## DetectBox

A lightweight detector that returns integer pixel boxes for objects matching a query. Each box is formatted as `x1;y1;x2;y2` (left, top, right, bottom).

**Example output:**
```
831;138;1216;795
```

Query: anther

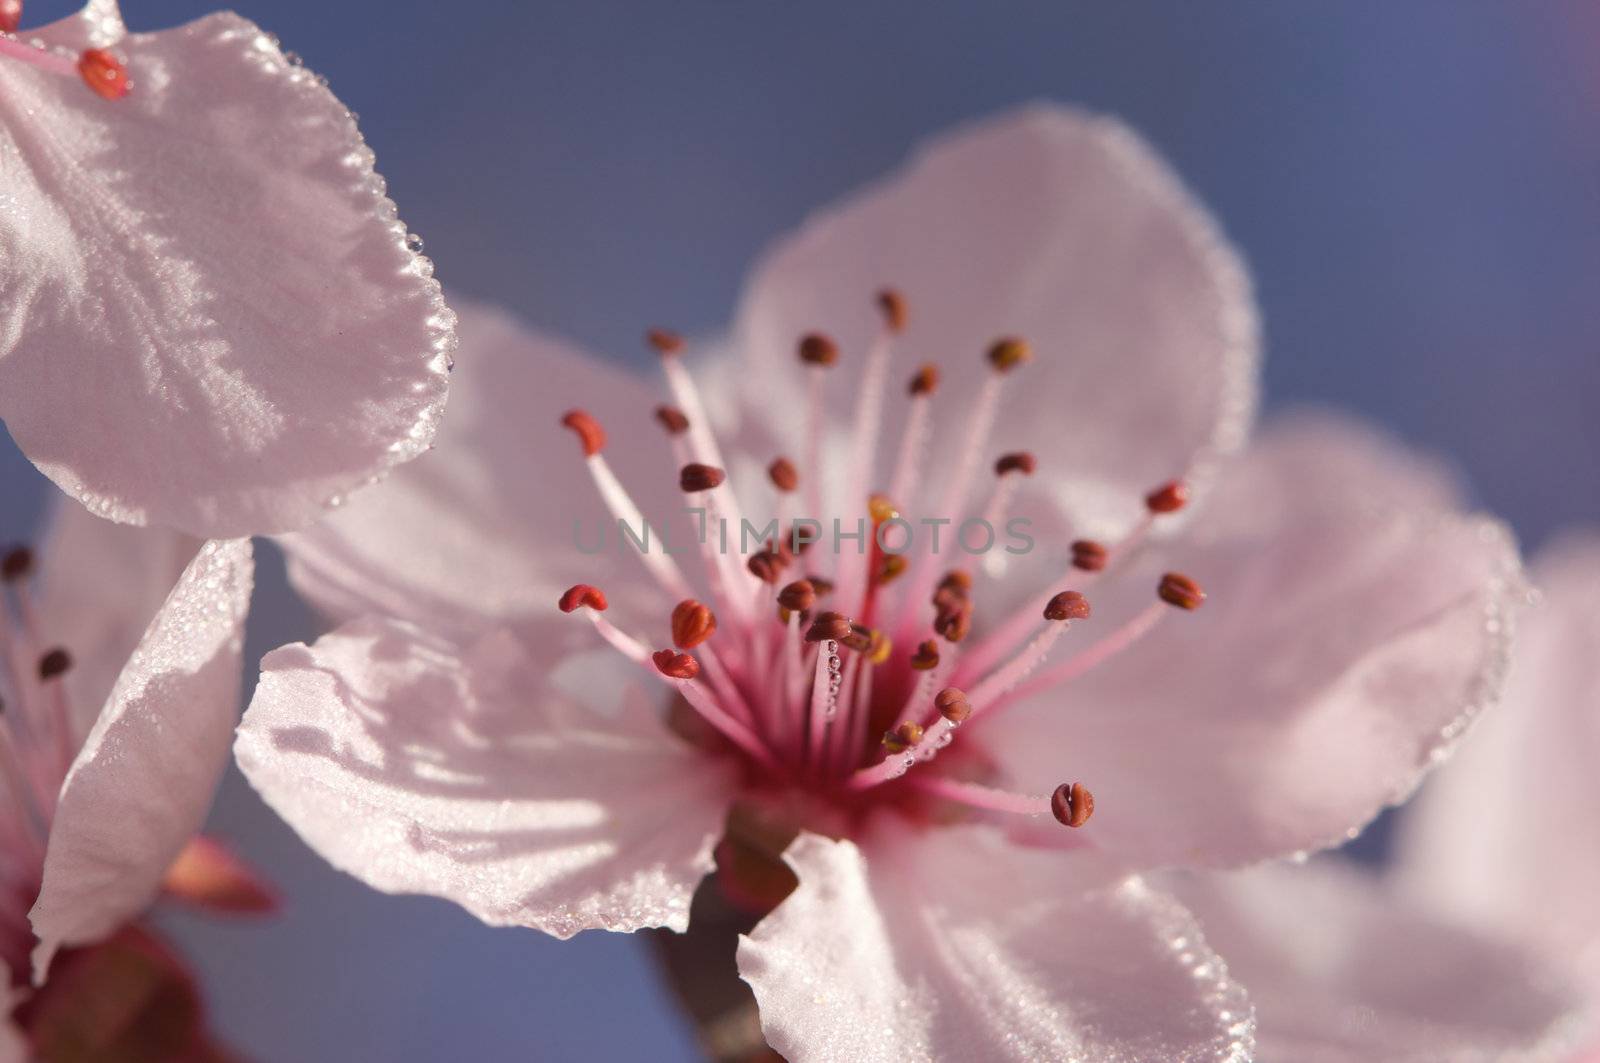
933;601;973;643
777;580;816;613
768;457;799;493
867;494;898;523
1070;539;1109;573
558;584;608;613
806;576;835;599
78;49;130;101
1;545;34;583
908;364;939;396
867;630;892;665
876;288;908;334
654;405;690;436
747;544;789;584
909;639;941;671
671;600;716;649
652;649;700;680
841;623;874;653
805;611;853;643
1157;572;1206;611
1145;479;1190;514
934;687;971;724
1051;782;1094;828
646;328;684;356
38;648;72;681
881;721;925;754
986;337;1032;374
938;569;973;595
679;463;726;492
1043;591;1091;622
0;1;19;35
797;333;839;367
994;452;1036;477
560;409;605;456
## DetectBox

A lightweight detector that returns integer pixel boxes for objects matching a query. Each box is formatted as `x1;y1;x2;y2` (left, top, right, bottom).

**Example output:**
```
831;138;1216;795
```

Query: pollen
994;452;1036;477
768;457;800;493
646;328;684;356
876;288;908;333
78;49;130;101
1051;782;1094;828
1157;572;1206;611
560;409;606;456
1043;590;1091;622
671;600;717;649
934;687;971;723
654;405;689;436
558;584;608;613
909;639;941;671
908;363;939;396
1070;539;1109;572
986;336;1032;373
881;720;925;753
777;579;816;613
679;463;726;492
798;333;839;367
1145;479;1190;514
652;649;700;680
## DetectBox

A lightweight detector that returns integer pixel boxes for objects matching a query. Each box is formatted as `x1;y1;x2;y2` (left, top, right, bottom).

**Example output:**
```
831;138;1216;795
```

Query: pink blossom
0;501;253;1053
1396;532;1600;1042
238;106;1521;1060
0;1;454;538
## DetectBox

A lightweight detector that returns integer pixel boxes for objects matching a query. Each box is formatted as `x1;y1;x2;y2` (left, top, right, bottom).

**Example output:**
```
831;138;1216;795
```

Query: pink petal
737;822;1255;1062
281;303;677;641
1167;861;1585;1062
234;616;737;938
1397;532;1600;994
29;539;253;981
33;498;200;735
983;412;1523;868
29;0;124;51
732;103;1258;533
0;10;453;537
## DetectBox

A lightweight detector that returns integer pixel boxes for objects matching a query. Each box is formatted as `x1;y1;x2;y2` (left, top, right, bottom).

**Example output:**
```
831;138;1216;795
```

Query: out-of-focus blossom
1397;532;1600;1042
239;106;1519;1061
0;501;255;1057
0;0;454;538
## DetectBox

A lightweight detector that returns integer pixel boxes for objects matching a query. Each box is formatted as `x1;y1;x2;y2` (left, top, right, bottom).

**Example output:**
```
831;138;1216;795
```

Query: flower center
1;8;130;101
559;290;1206;837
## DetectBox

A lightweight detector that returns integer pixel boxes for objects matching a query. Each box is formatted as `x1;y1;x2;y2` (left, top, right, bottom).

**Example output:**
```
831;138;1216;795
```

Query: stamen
986;336;1032;373
1157;572;1206;610
679;463;726;492
908;639;940;671
906;775;1053;819
965;591;1088;713
652;649;700;681
767;457;799;494
876;288;908;334
746;543;789;585
0;3;20;34
934;687;971;723
797;333;839;367
1071;539;1109;572
1051;782;1095;828
978;452;1035;578
559;584;650;663
836;291;909;611
78;48;129;101
880;720;923;754
996;599;1171;711
932;599;972;644
670;600;716;649
798;333;837;526
654;405;690;436
1145;479;1190;514
777;578;815;614
805;611;853;643
646;329;685;355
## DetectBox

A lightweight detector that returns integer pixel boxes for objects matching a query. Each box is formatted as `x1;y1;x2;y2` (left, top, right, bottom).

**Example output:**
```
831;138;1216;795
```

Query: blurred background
4;1;1598;1058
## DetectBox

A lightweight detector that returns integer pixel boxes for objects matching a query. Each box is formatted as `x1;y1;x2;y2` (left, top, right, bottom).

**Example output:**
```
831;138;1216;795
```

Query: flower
1396;532;1600;1038
0;500;255;1055
237;105;1518;1060
0;1;454;538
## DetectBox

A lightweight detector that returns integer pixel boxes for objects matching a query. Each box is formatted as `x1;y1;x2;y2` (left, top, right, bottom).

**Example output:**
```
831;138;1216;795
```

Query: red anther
0;1;21;35
679;463;726;492
881;720;925;753
560;409;605;456
1043;590;1091;622
876;288;908;334
934;687;971;723
806;575;835;598
798;333;839;367
652;649;700;680
1051;782;1094;828
1145;479;1190;514
768;457;799;493
747;544;789;584
1157;572;1206;611
671;600;717;649
78;49;130;101
938;569;973;595
654;405;689;436
38;648;72;681
777;579;816;613
986;336;1032;373
646;328;684;355
909;639;941;671
933;601;972;643
1;545;33;583
908;363;939;396
994;452;1036;477
1070;539;1109;573
558;584;608;613
805;611;853;643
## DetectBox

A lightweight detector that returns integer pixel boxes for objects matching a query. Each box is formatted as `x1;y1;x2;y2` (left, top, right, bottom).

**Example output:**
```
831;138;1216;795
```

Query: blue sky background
5;2;1598;1059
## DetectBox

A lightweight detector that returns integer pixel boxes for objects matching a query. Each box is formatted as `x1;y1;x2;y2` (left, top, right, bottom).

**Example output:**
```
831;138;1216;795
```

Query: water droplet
405;232;425;254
